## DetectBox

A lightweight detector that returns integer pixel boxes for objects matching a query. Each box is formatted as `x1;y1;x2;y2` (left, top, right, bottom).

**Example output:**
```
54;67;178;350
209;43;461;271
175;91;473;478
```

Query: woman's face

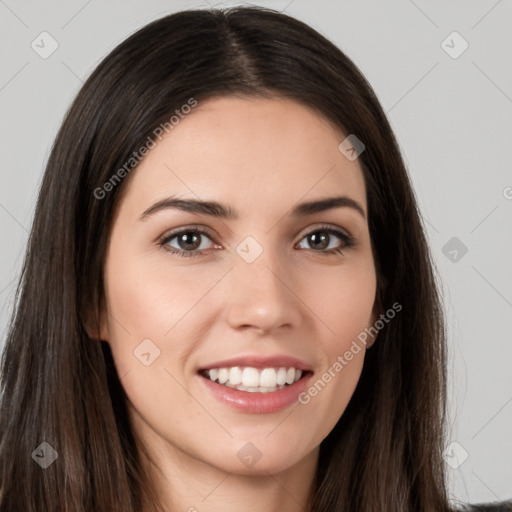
99;96;378;476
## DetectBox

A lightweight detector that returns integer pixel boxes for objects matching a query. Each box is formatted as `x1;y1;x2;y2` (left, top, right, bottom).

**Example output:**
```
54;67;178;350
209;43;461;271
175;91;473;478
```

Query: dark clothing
467;501;512;511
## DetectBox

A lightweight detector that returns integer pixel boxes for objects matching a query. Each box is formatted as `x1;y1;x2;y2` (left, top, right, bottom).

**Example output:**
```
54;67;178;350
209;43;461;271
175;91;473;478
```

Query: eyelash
158;224;356;258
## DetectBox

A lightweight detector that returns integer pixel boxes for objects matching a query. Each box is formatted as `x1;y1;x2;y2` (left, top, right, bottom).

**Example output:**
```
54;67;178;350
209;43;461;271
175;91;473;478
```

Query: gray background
1;0;511;506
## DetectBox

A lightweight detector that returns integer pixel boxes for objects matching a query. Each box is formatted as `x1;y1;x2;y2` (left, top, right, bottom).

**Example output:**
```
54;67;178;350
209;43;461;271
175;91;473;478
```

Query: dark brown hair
0;5;479;511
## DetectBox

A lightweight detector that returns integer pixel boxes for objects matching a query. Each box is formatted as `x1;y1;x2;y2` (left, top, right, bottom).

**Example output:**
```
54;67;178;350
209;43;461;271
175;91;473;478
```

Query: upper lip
198;355;313;372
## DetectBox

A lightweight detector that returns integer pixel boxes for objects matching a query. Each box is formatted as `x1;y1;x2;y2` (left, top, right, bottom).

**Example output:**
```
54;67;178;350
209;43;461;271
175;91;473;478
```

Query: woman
0;6;509;512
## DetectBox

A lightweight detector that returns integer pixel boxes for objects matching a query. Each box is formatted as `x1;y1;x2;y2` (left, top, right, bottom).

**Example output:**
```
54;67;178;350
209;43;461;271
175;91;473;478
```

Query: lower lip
197;372;313;414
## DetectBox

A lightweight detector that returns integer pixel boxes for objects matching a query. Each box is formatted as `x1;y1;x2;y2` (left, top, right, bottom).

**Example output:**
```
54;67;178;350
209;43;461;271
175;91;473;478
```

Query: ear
366;272;391;349
83;302;109;342
365;300;382;350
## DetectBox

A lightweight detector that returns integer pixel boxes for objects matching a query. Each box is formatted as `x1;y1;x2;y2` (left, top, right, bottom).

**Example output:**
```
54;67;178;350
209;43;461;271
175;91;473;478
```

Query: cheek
103;246;222;340
101;256;204;425
297;260;375;412
101;245;231;386
299;346;365;447
296;264;374;431
303;259;377;344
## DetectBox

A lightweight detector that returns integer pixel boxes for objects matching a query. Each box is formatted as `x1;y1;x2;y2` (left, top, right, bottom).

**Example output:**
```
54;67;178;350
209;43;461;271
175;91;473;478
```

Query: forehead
118;96;367;219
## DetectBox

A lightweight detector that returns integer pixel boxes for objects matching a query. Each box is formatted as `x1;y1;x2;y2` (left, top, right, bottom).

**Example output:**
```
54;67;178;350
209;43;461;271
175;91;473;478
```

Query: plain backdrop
0;0;511;506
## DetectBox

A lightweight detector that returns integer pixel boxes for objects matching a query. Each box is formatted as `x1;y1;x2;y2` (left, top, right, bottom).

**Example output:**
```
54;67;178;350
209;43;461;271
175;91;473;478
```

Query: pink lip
198;354;313;372
197;371;313;414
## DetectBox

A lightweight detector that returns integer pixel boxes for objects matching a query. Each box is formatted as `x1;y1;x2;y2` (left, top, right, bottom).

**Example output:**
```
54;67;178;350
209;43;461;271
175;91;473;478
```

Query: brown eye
296;226;355;255
159;226;217;257
306;231;331;250
174;232;203;251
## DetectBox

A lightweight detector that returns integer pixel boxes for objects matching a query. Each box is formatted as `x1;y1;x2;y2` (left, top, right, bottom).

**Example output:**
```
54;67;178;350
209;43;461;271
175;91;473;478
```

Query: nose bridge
236;244;288;304
225;237;301;331
239;252;283;297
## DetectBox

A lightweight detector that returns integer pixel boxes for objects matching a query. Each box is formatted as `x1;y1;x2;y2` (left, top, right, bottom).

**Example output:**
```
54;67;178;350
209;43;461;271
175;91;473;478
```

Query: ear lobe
83;306;109;341
365;304;381;349
365;277;388;349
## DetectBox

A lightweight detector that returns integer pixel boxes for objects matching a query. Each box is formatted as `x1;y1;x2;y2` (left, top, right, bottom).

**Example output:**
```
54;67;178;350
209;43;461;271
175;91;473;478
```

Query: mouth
197;365;314;413
198;366;312;393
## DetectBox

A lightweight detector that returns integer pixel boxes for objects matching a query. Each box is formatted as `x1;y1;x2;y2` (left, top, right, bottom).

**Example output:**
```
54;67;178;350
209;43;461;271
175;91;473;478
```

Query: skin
96;96;379;512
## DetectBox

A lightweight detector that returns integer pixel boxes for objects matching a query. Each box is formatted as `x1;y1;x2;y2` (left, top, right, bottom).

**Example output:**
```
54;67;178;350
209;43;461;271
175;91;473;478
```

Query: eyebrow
139;195;366;221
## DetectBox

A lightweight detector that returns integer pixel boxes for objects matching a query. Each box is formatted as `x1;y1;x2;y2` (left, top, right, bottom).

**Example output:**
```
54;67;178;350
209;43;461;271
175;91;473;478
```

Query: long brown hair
0;6;461;511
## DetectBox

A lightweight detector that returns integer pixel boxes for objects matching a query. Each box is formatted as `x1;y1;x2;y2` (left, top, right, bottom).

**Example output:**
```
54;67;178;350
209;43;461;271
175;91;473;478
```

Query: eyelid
295;222;353;241
159;223;217;240
158;222;356;256
158;224;220;249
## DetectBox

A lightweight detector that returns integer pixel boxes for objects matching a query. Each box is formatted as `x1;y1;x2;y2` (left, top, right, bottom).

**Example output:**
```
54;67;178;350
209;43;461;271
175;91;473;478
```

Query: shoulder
464;501;512;512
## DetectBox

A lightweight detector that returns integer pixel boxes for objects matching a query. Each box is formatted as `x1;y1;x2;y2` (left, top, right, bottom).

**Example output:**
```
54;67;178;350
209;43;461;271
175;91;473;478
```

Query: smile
201;366;303;392
197;366;313;414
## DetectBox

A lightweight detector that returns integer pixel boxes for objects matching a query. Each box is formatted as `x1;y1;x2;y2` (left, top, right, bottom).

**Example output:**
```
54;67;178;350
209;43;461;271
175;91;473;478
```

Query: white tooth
222;382;288;393
276;367;287;386
260;368;277;387
213;367;302;390
228;367;243;385
285;367;296;385
241;367;260;387
218;368;229;384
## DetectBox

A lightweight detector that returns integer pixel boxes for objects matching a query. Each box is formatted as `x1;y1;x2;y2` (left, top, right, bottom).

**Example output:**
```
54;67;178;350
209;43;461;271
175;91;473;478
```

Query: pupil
310;231;329;250
179;232;200;250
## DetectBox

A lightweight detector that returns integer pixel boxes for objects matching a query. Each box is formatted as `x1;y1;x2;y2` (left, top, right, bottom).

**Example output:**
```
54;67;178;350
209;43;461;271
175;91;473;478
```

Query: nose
224;250;303;334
